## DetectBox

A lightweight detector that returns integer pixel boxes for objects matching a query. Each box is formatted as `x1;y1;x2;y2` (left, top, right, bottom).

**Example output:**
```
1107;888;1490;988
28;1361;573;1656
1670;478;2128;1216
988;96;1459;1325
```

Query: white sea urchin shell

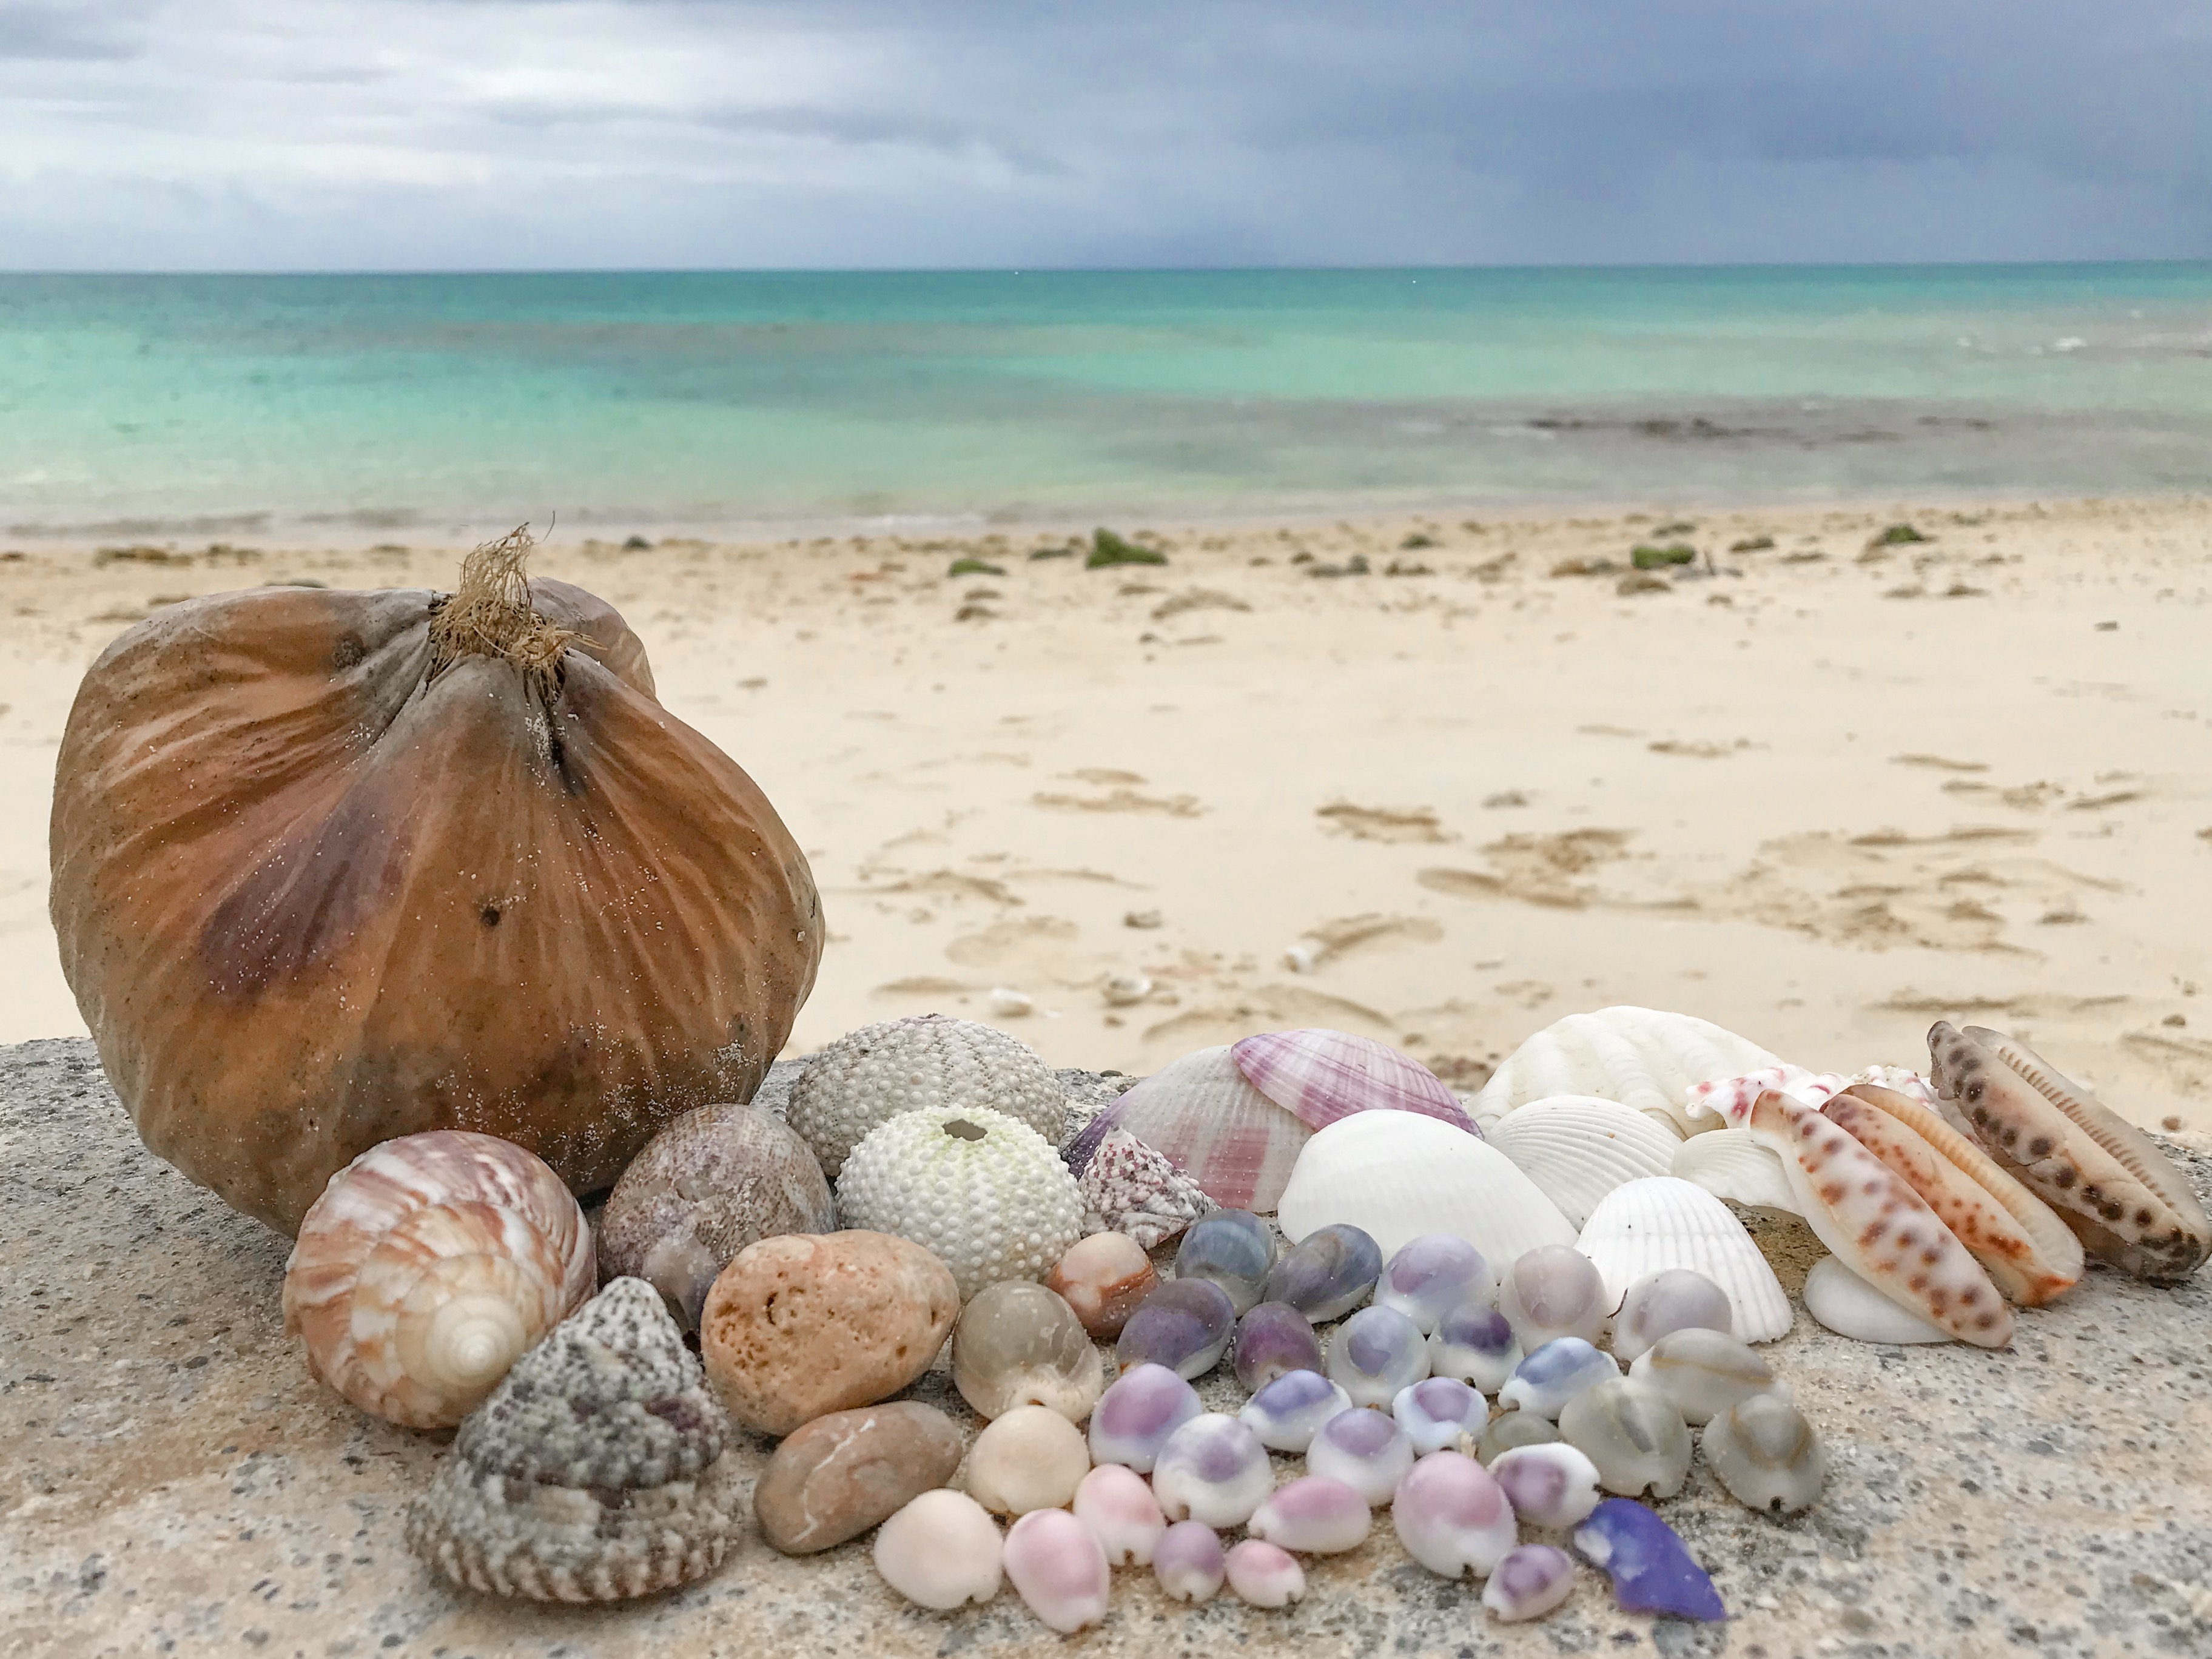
787;1014;1069;1180
838;1105;1086;1299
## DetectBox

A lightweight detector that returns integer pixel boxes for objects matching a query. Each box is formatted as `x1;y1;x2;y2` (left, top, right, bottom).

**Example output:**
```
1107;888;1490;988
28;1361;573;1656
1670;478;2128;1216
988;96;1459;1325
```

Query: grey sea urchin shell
788;1014;1068;1179
597;1104;835;1329
406;1277;743;1602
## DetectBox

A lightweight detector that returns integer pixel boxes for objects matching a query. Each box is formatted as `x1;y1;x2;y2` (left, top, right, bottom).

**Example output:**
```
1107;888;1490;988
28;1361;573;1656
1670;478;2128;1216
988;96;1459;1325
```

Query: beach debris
1044;1230;1157;1338
1627;1328;1775;1425
1377;1233;1496;1332
1118;1276;1237;1379
1247;1475;1373;1554
952;1280;1104;1422
1306;1405;1416;1505
699;1230;958;1436
1498;1244;1613;1351
1152;1413;1275;1527
1928;1021;2211;1281
1073;1463;1166;1566
1153;1520;1227;1602
986;987;1035;1017
1576;1177;1793;1343
1687;1088;2012;1346
1483;1543;1579;1621
1089;1362;1204;1472
1003;1506;1111;1632
1101;972;1153;1006
753;1402;963;1554
836;1104;1084;1299
1392;1450;1518;1579
1611;1268;1734;1364
1231;1301;1323;1390
873;1489;1004;1610
405;1279;743;1602
1573;1498;1726;1621
1264;1222;1383;1322
1240;1367;1354;1452
283;1130;594;1429
1223;1539;1306;1606
1279;1111;1576;1262
1327;1304;1432;1407
1088;527;1166;568
1175;1208;1279;1313
1488;1095;1685;1230
787;1013;1066;1180
1701;1390;1826;1515
966;1404;1092;1515
596;1103;834;1330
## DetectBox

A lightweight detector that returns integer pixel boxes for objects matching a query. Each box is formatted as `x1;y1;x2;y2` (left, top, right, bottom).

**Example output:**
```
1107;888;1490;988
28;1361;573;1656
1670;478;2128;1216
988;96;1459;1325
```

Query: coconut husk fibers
49;530;821;1233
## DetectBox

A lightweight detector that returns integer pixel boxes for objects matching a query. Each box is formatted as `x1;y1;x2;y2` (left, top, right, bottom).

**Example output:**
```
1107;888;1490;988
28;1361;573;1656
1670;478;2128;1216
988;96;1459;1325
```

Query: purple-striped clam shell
1232;1029;1480;1136
1063;1045;1310;1213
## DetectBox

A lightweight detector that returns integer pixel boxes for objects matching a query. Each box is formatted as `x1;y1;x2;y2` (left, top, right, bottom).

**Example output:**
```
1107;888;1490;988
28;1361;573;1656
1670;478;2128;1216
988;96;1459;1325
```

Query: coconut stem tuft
428;525;577;692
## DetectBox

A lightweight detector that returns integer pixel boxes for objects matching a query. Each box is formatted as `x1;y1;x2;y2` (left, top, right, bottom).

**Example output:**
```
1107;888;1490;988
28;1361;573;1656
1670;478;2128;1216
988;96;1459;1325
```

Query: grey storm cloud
1;0;2207;270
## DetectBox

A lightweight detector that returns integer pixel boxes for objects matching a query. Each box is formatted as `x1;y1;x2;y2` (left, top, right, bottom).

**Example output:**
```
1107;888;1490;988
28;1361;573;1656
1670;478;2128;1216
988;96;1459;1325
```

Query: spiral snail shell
281;1129;594;1428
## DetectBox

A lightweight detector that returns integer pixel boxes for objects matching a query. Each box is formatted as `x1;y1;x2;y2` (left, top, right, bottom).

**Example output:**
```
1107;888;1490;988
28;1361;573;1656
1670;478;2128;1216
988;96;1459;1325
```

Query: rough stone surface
698;1229;958;1436
751;1402;963;1555
5;1037;2212;1658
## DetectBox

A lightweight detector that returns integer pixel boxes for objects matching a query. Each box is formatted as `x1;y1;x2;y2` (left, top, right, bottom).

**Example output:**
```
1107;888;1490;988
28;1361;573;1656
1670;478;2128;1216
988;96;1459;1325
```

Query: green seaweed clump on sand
948;556;1006;577
1087;528;1168;569
1871;523;1930;547
1630;543;1697;570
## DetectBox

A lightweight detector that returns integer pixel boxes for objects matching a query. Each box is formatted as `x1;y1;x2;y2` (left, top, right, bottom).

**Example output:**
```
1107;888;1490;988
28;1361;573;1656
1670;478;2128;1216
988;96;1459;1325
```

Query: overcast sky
4;0;2208;271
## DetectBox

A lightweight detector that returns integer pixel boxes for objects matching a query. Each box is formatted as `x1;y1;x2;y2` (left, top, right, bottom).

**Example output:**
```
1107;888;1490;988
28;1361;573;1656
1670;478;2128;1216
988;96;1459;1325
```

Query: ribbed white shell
1488;1097;1684;1230
1575;1177;1792;1344
1472;1008;1781;1134
1276;1111;1575;1265
1669;1129;1802;1215
1802;1255;1949;1345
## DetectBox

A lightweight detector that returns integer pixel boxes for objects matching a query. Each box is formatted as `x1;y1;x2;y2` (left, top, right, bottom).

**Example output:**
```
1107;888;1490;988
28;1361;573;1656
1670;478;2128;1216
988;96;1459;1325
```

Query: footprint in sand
1034;783;1204;817
1283;912;1444;972
1646;739;1750;759
1141;986;1395;1049
944;915;1091;987
1417;829;1635;910
1314;803;1453;843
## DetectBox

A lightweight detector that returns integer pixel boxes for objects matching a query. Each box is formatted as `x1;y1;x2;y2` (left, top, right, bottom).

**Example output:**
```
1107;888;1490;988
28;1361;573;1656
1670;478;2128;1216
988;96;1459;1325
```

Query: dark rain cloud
1;0;2207;269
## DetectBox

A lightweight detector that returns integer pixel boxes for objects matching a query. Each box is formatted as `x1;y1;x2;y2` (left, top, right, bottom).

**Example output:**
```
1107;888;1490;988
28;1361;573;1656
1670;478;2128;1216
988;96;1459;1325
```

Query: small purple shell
1232;1301;1324;1390
1393;1376;1487;1453
1490;1442;1603;1527
1118;1277;1236;1380
1305;1405;1415;1506
1176;1210;1277;1315
1498;1338;1619;1420
1391;1450;1518;1580
1223;1538;1306;1608
1263;1223;1382;1322
1430;1300;1522;1393
1153;1520;1225;1603
1239;1368;1354;1452
1246;1475;1372;1555
1326;1304;1430;1407
1088;1362;1202;1472
1572;1498;1727;1621
1152;1413;1275;1528
1482;1543;1578;1623
1231;1028;1480;1134
1377;1234;1494;1333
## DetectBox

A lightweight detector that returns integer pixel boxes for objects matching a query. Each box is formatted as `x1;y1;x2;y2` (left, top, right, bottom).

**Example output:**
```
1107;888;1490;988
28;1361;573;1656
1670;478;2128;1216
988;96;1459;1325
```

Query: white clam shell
1802;1254;1951;1344
1575;1177;1791;1344
1488;1097;1685;1229
1669;1128;1803;1214
1278;1112;1576;1265
1473;1008;1780;1134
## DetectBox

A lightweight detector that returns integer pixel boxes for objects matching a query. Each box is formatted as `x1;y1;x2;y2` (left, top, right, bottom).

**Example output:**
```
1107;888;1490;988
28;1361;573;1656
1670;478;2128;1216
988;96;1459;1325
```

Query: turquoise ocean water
2;265;2209;540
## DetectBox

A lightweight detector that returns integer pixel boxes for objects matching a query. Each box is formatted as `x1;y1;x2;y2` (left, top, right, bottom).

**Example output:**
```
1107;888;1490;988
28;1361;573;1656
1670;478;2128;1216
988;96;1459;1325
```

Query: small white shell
283;1129;594;1429
1473;1008;1780;1134
1669;1128;1801;1214
1802;1254;1950;1344
1489;1097;1684;1230
1575;1177;1791;1344
1278;1111;1576;1264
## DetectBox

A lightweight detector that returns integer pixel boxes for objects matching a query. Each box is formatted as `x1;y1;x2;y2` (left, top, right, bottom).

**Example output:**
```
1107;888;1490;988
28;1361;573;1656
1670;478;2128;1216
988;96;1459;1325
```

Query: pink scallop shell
1065;1046;1309;1213
1232;1029;1479;1136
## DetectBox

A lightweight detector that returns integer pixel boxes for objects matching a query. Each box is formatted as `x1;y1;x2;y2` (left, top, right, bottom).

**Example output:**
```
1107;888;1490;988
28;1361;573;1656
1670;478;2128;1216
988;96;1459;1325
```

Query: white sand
5;496;2210;1129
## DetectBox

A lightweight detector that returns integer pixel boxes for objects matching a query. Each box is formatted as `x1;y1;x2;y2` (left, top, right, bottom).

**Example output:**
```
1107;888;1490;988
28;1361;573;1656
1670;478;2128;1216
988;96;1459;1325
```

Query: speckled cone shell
49;573;822;1234
406;1277;743;1601
283;1129;595;1428
1472;1008;1780;1134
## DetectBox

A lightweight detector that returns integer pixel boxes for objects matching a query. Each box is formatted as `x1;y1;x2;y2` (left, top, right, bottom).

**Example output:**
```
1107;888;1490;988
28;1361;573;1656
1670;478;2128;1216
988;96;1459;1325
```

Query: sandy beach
6;494;2211;1133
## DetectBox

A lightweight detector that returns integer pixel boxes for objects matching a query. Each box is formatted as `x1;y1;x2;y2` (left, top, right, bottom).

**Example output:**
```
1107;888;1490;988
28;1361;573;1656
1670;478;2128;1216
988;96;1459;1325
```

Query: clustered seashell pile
269;1009;2208;1629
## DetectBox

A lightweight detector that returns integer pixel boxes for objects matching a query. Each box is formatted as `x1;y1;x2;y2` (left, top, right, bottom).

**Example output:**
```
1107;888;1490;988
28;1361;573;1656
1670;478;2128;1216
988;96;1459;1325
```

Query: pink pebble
1003;1507;1111;1633
1072;1464;1166;1566
1225;1538;1306;1607
1153;1519;1226;1603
